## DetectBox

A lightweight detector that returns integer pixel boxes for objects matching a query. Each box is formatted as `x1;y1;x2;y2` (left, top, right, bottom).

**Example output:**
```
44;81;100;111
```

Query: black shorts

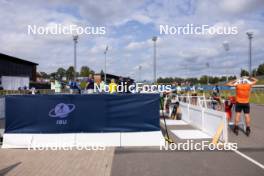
235;103;250;113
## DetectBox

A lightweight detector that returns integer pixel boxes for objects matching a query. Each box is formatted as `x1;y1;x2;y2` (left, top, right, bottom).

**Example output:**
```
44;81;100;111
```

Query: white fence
1;76;29;90
180;101;228;142
0;97;5;119
2;131;165;148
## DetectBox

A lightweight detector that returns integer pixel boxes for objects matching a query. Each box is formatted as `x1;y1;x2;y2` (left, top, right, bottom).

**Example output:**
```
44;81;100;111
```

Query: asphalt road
111;104;264;176
0;104;263;176
111;149;264;176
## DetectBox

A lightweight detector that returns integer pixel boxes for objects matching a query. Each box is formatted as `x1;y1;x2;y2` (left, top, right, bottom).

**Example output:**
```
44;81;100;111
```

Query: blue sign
5;94;160;133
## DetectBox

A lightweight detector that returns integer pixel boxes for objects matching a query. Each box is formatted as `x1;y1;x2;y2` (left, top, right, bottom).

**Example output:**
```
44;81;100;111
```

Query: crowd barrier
2;94;165;148
5;94;160;133
2;131;165;148
0;97;4;119
180;102;228;142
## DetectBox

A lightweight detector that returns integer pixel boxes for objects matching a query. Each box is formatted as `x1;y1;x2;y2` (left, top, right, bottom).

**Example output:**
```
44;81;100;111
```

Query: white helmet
235;77;251;85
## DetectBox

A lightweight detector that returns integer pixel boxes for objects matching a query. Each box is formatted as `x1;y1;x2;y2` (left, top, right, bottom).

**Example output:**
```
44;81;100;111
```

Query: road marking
234;150;264;170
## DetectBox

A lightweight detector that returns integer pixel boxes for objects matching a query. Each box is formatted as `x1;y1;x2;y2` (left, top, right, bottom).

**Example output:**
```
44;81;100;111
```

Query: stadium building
0;53;38;90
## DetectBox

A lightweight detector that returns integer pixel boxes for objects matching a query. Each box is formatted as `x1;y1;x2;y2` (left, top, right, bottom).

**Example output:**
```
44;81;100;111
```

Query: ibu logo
49;103;75;118
49;103;75;125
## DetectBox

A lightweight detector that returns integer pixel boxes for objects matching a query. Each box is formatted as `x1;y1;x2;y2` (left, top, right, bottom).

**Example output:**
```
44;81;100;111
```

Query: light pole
152;36;157;84
223;41;230;82
73;35;78;81
138;65;142;82
104;46;108;83
206;62;210;85
247;32;253;77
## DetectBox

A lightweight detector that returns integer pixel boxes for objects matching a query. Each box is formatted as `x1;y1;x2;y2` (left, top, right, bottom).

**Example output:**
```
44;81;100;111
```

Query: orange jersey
236;84;251;103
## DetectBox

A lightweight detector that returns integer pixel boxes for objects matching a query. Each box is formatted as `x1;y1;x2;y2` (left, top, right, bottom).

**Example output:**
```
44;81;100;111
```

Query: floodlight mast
138;65;142;82
246;32;253;77
73;35;78;81
104;46;108;83
152;36;157;84
222;41;230;82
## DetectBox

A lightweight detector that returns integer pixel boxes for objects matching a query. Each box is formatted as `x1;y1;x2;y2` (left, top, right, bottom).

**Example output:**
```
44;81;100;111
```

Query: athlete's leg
245;113;250;127
233;112;240;135
235;112;241;126
244;103;251;136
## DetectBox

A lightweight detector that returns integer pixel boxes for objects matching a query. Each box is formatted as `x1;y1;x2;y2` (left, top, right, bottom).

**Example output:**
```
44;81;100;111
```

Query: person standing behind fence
109;79;117;94
54;80;62;93
227;77;258;136
86;74;94;94
69;79;79;94
212;85;221;110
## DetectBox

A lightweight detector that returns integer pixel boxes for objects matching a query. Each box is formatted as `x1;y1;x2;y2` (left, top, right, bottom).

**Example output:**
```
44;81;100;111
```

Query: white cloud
125;40;152;51
220;0;264;14
0;0;264;80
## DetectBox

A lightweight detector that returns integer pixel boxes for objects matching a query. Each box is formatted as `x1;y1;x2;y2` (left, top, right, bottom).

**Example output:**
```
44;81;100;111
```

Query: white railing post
222;113;228;143
201;107;205;131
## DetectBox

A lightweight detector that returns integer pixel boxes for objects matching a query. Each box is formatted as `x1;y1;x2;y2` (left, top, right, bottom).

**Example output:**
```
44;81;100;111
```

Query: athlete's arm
226;80;237;87
249;77;258;85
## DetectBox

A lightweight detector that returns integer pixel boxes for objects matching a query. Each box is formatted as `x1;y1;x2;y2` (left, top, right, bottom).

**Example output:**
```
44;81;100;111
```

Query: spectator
227;77;258;136
225;96;236;122
86;74;94;94
212;85;221;110
99;80;106;93
54;80;62;93
50;80;55;90
176;83;182;94
31;87;36;95
93;76;106;93
109;79;117;94
175;102;182;120
171;101;182;120
68;79;79;94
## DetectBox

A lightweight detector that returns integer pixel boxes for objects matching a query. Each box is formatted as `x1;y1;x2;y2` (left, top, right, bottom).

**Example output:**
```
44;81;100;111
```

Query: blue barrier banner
5;94;160;133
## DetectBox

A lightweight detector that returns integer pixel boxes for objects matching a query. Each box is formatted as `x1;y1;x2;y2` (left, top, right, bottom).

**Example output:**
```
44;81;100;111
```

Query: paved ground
111;149;264;176
229;104;264;165
0;119;4;129
0;148;114;176
0;104;263;176
111;104;264;176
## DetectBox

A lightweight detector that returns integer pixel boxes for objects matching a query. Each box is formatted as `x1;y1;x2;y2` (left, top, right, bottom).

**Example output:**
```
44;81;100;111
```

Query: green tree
228;75;237;81
186;77;198;85
219;76;226;82
39;72;49;79
80;66;95;77
49;72;57;80
56;67;66;80
257;63;264;76
80;66;90;77
66;66;75;80
240;69;249;77
199;75;208;84
210;77;220;84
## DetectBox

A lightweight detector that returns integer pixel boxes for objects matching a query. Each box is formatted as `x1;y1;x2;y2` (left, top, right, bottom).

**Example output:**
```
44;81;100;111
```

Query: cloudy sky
1;0;264;81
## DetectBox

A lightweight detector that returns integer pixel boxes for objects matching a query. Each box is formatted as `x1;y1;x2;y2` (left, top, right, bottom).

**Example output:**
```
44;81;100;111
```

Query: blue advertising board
5;94;160;133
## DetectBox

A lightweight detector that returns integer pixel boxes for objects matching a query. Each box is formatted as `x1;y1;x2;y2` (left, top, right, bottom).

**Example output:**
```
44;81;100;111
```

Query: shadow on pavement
0;162;21;176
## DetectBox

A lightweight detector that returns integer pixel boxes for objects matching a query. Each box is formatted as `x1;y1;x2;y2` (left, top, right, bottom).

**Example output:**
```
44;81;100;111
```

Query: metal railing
0;97;5;119
163;93;228;142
